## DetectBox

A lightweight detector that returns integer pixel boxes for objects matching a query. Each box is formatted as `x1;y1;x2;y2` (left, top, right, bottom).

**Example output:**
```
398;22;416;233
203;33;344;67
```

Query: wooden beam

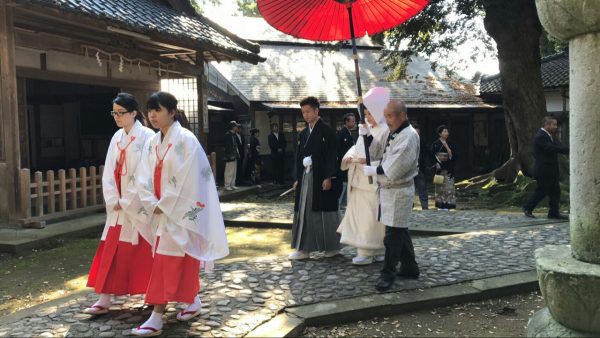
0;0;21;221
14;29;204;76
16;66;160;91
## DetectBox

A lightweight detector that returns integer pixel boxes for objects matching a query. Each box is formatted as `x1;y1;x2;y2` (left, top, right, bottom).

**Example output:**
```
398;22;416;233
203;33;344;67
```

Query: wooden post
47;170;55;214
34;171;43;216
210;152;217;178
0;1;21;222
19;169;31;219
99;165;104;205
196;56;208;147
80;167;87;207
58;169;67;212
69;168;77;210
90;166;97;206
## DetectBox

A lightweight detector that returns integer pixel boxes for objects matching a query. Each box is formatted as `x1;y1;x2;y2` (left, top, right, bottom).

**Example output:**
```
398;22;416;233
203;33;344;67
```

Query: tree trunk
482;0;547;182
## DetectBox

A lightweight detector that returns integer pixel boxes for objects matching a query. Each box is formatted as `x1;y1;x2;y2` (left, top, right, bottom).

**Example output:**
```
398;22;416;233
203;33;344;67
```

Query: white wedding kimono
101;120;155;244
337;124;388;251
136;121;229;263
370;123;420;227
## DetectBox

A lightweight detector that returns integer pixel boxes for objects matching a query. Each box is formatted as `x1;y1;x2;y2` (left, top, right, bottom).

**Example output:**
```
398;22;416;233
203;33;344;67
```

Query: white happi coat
137;121;229;262
370;124;420;227
337;124;388;249
101;120;155;244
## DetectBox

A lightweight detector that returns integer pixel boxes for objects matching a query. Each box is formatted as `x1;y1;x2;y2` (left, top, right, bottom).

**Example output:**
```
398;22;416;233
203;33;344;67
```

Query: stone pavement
0;222;568;337
222;202;565;230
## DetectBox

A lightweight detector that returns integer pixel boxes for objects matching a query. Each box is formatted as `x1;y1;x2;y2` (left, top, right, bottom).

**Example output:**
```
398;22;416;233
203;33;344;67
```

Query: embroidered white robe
101;120;155;244
137;121;229;262
337;124;388;249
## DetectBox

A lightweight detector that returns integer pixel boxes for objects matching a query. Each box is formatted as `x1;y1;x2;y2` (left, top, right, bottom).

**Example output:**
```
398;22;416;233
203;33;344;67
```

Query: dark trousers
381;226;418;276
272;155;285;183
523;176;561;216
414;173;428;209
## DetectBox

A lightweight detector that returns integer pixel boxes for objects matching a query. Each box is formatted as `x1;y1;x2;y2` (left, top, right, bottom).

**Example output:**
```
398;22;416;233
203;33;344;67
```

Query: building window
160;78;199;135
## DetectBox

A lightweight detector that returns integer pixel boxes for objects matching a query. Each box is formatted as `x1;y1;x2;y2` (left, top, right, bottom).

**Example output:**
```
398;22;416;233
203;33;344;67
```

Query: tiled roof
207;15;377;47
16;0;263;64
212;45;486;107
480;52;568;93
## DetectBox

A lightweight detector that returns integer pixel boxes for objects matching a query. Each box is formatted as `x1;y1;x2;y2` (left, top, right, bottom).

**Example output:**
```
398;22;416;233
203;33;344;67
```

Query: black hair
299;96;320;109
542;115;557;127
147;91;181;122
437;124;449;135
250;128;259;136
113;92;145;124
343;113;356;124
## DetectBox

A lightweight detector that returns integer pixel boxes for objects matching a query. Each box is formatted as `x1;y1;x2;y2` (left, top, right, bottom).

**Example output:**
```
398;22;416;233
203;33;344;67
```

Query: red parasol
258;0;430;181
258;0;429;41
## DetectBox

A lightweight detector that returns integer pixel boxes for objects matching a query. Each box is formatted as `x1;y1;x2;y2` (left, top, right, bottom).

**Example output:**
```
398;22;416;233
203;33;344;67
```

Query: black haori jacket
294;119;341;212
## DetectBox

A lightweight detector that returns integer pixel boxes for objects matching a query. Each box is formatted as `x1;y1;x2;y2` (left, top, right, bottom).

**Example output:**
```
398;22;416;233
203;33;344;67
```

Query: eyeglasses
110;110;132;117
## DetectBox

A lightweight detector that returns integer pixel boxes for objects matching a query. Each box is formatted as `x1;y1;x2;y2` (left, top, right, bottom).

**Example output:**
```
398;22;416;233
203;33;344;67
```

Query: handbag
433;174;445;185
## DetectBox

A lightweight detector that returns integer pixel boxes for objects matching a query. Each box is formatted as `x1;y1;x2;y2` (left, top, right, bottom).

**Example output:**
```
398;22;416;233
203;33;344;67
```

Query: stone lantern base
527;245;600;336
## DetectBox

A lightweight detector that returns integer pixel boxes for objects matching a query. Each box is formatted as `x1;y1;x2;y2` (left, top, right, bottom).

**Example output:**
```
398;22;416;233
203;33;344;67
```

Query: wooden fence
17;152;217;228
18;166;105;227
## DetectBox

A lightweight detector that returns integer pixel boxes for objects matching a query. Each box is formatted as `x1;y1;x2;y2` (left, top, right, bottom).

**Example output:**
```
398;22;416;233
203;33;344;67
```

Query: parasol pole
346;1;373;184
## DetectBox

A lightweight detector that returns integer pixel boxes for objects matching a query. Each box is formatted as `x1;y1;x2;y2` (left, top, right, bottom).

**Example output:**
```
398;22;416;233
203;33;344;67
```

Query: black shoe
397;267;420;279
375;273;395;292
523;210;535;218
548;214;569;220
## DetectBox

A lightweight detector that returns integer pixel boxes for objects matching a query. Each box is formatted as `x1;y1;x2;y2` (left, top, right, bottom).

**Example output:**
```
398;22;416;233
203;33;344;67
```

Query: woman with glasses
131;92;228;337
84;93;156;315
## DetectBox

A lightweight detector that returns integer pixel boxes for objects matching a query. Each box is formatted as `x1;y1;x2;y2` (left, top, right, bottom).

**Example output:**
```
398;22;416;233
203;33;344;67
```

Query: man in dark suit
336;113;356;208
523;116;569;219
234;123;245;186
268;123;287;185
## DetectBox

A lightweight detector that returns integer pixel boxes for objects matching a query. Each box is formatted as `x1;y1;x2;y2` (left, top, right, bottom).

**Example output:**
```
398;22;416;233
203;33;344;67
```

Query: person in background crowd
268;123;287;185
431;125;456;210
337;113;356;209
223;121;240;191
523;116;569;219
248;128;262;185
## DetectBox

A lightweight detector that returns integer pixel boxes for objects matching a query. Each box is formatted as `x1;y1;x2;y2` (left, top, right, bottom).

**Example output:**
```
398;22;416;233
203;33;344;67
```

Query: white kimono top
370;124;420;227
137;121;229;262
101;120;155;244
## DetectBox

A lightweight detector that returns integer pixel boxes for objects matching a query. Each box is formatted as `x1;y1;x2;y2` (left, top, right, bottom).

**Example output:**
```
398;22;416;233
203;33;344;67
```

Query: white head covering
362;87;390;126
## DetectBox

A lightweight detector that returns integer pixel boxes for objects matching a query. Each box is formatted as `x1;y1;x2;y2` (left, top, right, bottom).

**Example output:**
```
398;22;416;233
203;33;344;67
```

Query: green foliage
380;0;493;79
457;171;570;209
237;0;260;17
191;0;221;14
539;31;567;57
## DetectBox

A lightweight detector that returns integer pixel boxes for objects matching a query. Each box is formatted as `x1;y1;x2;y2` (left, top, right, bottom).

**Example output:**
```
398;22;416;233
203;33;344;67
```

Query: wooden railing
18;166;105;228
17;152;218;228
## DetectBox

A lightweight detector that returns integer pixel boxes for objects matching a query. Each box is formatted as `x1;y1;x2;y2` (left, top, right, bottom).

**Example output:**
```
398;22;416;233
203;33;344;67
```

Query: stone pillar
0;0;21;223
529;0;600;336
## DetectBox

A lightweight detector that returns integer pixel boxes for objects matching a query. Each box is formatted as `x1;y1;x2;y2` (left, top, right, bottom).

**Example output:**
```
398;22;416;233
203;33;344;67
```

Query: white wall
545;89;568;113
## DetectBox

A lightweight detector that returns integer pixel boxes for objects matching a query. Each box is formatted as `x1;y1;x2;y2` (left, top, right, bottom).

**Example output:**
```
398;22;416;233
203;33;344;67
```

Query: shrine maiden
132;92;228;337
84;93;155;315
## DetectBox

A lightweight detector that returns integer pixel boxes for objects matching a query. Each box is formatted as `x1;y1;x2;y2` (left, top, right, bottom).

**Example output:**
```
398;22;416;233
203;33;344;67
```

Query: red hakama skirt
144;237;200;305
87;224;153;295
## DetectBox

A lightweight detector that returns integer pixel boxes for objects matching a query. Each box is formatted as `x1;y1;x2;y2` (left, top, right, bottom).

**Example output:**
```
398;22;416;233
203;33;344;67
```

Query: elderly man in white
363;99;420;292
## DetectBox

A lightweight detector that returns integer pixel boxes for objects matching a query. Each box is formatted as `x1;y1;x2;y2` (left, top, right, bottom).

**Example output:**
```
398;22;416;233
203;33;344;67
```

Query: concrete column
0;0;21;223
529;0;600;335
